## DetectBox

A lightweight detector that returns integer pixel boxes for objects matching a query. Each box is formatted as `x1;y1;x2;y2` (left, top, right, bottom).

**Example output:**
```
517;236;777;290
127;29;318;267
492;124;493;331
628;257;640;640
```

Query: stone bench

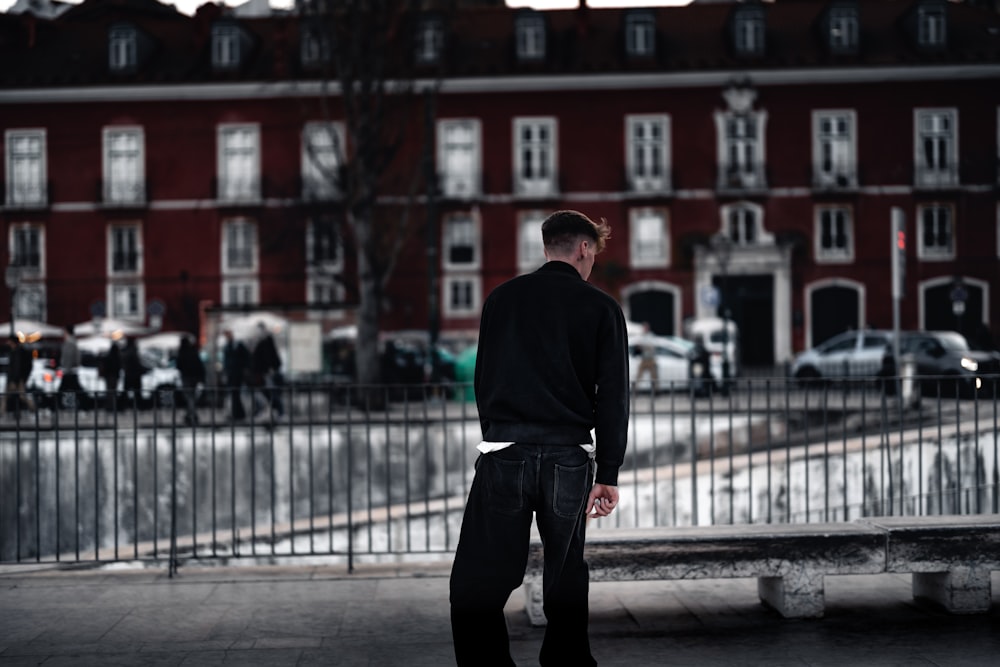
523;515;1000;625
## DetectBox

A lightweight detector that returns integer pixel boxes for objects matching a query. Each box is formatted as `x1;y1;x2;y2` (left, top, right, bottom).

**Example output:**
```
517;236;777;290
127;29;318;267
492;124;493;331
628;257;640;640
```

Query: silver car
790;330;894;383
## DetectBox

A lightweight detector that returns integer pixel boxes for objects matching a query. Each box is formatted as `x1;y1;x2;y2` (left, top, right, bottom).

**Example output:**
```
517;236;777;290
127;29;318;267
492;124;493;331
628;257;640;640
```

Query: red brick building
2;0;999;367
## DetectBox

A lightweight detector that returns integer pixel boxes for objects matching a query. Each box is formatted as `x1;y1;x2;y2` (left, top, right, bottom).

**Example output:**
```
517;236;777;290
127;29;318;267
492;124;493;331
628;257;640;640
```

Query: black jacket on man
474;261;629;486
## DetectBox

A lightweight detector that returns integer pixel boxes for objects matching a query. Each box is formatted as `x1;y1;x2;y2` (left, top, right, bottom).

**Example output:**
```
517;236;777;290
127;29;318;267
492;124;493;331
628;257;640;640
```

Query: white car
629;334;723;393
789;329;894;384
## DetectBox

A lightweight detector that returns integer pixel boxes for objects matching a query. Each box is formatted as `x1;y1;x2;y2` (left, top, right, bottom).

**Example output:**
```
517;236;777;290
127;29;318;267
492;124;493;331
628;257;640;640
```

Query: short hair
541;210;611;254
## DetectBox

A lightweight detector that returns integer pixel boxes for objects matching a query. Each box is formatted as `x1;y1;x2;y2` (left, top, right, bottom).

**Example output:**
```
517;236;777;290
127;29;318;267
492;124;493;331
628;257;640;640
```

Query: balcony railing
0;375;996;567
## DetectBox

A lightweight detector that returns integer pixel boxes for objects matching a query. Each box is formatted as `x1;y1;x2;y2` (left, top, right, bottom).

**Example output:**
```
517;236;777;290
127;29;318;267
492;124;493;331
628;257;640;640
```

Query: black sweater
474;261;630;486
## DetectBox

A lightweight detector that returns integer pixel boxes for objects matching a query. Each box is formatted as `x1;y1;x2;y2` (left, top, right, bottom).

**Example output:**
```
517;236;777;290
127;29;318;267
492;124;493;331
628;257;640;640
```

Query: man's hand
586;483;619;518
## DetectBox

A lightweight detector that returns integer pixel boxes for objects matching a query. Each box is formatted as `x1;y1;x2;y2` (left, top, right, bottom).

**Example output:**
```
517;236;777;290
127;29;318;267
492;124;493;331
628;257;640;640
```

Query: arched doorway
922;277;989;344
807;280;863;348
621;281;680;336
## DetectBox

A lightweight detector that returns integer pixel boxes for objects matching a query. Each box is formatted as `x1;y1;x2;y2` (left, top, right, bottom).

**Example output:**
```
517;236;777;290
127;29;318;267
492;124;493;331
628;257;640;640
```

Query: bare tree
298;0;448;394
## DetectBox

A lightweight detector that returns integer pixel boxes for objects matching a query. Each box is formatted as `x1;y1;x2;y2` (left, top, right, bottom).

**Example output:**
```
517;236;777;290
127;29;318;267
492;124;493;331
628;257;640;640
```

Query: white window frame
109;25;137;71
629;208;670;269
222;218;259;275
300;23;330;67
438;119;481;199
626;114;671;193
212;24;241;69
718;202;772;248
5;129;47;208
302;121;343;201
442;274;481;318
218;123;260;203
914;108;958;188
733;10;765;55
513;117;557;197
103;126;145;204
812;110;857;188
518;210;548;273
107;282;144;321
917;203;955;261
814;205;854;264
516;14;545;61
222;279;259;307
107;223;143;277
14;283;46;323
306;217;343;274
416;17;443;64
828;6;858;53
442;211;480;271
305;218;345;315
9;223;45;277
715;111;766;189
625;12;655;57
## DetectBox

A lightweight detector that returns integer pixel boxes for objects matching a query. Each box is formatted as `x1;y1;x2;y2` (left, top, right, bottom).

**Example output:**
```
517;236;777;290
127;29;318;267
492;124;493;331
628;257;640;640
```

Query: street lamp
5;264;20;340
709;232;733;384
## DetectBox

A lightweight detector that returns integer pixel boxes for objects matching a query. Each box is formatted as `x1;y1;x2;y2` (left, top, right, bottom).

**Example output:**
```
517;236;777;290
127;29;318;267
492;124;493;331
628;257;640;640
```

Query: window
518;210;547;272
719;203;770;247
108;283;143;320
218;124;260;202
716;110;765;189
914;109;958;188
626;115;670;193
917;2;946;49
9;224;43;275
516;13;545;61
14;284;45;322
443;212;480;270
109;25;137;72
438;119;481;198
222;218;258;272
108;224;142;275
827;5;858;53
732;7;765;56
306;217;344;311
222;218;258;306
5;129;46;207
302;122;343;200
103;127;145;204
443;275;480;318
514;117;557;197
917;204;954;260
212;24;241;69
625;12;655;57
300;23;330;67
416;17;443;64
814;206;854;263
813;111;856;188
629;208;669;268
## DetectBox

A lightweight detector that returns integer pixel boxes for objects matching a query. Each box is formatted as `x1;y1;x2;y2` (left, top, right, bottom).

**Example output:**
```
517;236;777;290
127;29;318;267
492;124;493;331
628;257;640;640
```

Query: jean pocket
485;455;524;514
552;459;590;519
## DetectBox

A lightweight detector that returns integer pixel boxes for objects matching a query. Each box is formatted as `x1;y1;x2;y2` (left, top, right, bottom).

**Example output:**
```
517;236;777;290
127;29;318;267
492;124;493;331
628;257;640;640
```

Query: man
58;326;82;408
450;210;629;666
635;321;659;389
3;335;36;418
222;329;249;421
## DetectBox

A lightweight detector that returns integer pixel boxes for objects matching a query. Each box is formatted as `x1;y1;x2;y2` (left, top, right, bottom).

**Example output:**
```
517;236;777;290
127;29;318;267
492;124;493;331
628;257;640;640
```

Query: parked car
790;329;894;384
882;331;1000;398
629;334;723;394
684;317;740;379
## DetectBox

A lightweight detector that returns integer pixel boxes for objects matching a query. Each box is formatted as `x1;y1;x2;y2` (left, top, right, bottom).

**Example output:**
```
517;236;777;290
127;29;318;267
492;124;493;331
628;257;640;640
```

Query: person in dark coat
3;335;35;418
58;326;82;408
222;329;249;421
176;334;205;425
101;341;122;412
250;323;283;420
121;337;149;408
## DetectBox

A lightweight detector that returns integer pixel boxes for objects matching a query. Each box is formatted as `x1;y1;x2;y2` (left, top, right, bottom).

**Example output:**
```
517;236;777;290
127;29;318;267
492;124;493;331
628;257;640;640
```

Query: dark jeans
450;444;596;667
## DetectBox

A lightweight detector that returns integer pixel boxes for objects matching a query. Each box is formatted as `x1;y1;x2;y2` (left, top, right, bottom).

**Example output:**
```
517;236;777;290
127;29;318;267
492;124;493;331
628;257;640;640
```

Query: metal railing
1;375;997;570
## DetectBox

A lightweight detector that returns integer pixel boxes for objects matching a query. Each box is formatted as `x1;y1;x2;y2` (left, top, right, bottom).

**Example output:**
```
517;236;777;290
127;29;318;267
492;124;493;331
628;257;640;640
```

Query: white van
684;317;740;378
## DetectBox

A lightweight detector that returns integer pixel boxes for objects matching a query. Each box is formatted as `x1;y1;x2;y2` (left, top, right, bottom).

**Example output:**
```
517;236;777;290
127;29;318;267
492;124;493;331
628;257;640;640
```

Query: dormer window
109;25;137;72
516;13;545;62
732;6;765;57
212;24;242;70
826;4;858;54
625;11;655;58
917;2;947;49
416;17;443;65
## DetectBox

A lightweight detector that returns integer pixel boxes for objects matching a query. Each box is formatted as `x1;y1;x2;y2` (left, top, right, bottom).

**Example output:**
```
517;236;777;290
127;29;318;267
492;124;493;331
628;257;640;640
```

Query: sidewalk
0;561;997;666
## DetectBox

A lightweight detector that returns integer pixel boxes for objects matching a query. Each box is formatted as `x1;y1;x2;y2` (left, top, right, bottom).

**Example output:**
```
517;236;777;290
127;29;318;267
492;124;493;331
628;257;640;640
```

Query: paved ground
0;561;998;666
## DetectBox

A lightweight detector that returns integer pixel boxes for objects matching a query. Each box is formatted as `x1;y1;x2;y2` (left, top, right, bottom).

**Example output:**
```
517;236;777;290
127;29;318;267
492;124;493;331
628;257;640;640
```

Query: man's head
541;210;611;280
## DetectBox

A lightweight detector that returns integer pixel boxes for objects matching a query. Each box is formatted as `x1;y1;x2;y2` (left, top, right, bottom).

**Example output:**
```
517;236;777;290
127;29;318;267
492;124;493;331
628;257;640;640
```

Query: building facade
1;0;999;366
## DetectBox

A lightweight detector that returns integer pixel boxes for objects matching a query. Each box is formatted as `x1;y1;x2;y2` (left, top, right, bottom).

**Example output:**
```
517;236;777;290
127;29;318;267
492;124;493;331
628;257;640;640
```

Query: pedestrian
2;335;36;418
121;337;149;408
176;334;205;425
635;321;659;389
449;210;629;667
250;322;283;420
100;340;122;412
59;326;82;408
222;329;249;421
